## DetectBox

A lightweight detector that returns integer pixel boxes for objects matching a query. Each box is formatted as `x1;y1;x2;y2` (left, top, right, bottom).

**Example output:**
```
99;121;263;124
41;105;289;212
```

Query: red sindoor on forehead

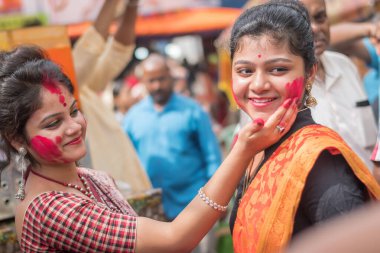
43;78;67;107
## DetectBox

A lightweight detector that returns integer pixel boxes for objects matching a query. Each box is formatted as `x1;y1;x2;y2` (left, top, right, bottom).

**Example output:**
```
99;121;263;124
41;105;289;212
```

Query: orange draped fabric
233;125;380;253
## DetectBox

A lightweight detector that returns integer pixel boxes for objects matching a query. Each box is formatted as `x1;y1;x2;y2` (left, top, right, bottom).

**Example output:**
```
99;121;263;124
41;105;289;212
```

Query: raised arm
114;0;138;46
330;22;380;64
72;0;120;85
93;0;120;40
135;99;298;253
84;0;139;92
73;0;139;91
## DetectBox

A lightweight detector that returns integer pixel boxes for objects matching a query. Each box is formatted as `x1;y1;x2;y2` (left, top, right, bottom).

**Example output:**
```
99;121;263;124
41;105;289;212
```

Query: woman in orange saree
228;1;380;252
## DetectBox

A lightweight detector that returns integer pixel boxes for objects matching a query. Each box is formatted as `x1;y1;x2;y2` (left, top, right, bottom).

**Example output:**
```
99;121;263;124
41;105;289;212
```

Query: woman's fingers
276;98;298;134
265;98;297;136
241;98;298;139
237;98;298;155
239;117;265;139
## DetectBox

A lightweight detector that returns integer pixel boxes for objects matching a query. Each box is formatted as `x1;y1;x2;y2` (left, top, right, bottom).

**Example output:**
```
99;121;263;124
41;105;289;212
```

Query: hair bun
0;46;47;80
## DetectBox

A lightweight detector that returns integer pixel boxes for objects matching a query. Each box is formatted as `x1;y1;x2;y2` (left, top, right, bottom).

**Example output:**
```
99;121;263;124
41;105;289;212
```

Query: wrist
230;142;257;162
367;23;377;37
127;0;139;7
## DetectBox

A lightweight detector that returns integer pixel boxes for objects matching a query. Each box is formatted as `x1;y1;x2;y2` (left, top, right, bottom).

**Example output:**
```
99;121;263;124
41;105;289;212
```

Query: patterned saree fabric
233;125;380;253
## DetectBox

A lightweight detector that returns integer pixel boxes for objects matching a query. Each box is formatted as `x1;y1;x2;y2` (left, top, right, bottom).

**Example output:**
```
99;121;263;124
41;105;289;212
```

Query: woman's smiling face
232;35;306;122
24;81;87;165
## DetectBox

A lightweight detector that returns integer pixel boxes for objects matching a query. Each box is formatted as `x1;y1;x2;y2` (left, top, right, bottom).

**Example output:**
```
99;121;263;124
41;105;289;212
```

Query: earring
15;147;27;200
304;80;317;108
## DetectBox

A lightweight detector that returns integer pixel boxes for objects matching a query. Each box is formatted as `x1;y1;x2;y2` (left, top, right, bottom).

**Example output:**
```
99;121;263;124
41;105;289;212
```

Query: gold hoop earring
304;80;317;108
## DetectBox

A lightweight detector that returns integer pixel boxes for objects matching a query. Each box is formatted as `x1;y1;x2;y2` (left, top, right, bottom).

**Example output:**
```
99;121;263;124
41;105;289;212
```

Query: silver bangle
198;187;228;212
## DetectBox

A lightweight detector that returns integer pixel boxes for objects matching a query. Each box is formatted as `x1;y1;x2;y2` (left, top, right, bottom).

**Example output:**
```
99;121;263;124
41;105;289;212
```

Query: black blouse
229;109;369;236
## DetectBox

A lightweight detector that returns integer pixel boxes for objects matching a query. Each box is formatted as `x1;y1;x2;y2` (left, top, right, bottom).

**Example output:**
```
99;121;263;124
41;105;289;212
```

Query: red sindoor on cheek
285;77;304;101
55;136;62;144
30;135;63;162
43;78;67;107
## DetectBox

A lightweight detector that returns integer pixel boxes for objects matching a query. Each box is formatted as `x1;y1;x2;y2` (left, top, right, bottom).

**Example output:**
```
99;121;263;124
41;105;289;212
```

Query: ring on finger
276;125;285;133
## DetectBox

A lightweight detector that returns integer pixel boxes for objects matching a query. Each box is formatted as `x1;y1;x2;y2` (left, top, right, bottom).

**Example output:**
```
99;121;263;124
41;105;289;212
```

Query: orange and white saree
233;125;380;253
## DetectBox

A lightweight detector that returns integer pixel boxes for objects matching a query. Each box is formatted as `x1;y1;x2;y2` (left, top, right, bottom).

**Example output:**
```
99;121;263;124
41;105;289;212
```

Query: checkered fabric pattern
21;192;137;252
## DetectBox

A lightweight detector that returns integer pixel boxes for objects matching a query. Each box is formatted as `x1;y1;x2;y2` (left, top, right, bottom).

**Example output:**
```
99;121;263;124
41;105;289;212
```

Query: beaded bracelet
198;187;228;212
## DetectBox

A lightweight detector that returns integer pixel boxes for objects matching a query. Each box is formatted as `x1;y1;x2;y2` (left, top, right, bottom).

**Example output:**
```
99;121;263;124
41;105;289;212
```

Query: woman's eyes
236;66;288;75
44;109;79;129
45;120;60;129
270;67;288;74
237;68;253;75
70;108;79;117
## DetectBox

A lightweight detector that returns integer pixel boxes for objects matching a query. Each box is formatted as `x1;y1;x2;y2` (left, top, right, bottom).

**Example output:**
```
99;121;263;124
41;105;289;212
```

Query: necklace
30;169;96;201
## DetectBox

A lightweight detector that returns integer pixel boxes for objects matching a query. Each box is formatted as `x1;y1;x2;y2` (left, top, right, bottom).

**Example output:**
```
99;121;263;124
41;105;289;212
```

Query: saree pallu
78;167;137;215
233;125;380;253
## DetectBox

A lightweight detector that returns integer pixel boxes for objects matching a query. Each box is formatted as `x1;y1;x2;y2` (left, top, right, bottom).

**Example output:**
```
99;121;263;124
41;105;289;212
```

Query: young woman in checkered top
0;45;296;252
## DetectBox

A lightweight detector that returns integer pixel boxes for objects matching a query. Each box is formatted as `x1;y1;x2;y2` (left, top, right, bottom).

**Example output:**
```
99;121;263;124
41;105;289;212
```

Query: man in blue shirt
122;53;222;220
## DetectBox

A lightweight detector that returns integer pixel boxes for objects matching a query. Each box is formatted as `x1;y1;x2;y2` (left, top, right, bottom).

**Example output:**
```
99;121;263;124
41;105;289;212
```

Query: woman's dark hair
230;0;316;73
0;45;74;172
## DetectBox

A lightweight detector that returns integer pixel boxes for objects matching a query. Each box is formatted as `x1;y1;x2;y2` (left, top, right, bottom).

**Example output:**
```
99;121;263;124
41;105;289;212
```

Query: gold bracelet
198;187;228;212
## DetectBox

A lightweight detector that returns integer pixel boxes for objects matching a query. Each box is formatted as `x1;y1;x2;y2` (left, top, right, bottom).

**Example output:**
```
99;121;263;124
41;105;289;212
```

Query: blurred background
1;0;380;252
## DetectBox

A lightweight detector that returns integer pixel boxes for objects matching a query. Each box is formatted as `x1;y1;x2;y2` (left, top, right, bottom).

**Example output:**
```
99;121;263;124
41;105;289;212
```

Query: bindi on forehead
42;77;67;107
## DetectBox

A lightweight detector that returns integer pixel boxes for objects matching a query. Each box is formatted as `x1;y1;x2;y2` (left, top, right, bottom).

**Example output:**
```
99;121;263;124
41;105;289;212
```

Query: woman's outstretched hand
234;98;298;159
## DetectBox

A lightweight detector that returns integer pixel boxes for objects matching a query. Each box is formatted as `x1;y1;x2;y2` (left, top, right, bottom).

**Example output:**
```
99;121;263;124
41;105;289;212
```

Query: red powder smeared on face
285;77;304;101
59;95;67;107
55;136;62;144
43;77;67;107
30;135;62;162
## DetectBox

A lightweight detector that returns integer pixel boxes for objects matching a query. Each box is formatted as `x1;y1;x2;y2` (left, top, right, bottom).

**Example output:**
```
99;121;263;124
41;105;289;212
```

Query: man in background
123;53;222;252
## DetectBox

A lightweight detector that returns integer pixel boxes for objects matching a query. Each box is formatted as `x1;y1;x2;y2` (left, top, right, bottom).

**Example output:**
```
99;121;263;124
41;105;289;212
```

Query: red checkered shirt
21;192;137;252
